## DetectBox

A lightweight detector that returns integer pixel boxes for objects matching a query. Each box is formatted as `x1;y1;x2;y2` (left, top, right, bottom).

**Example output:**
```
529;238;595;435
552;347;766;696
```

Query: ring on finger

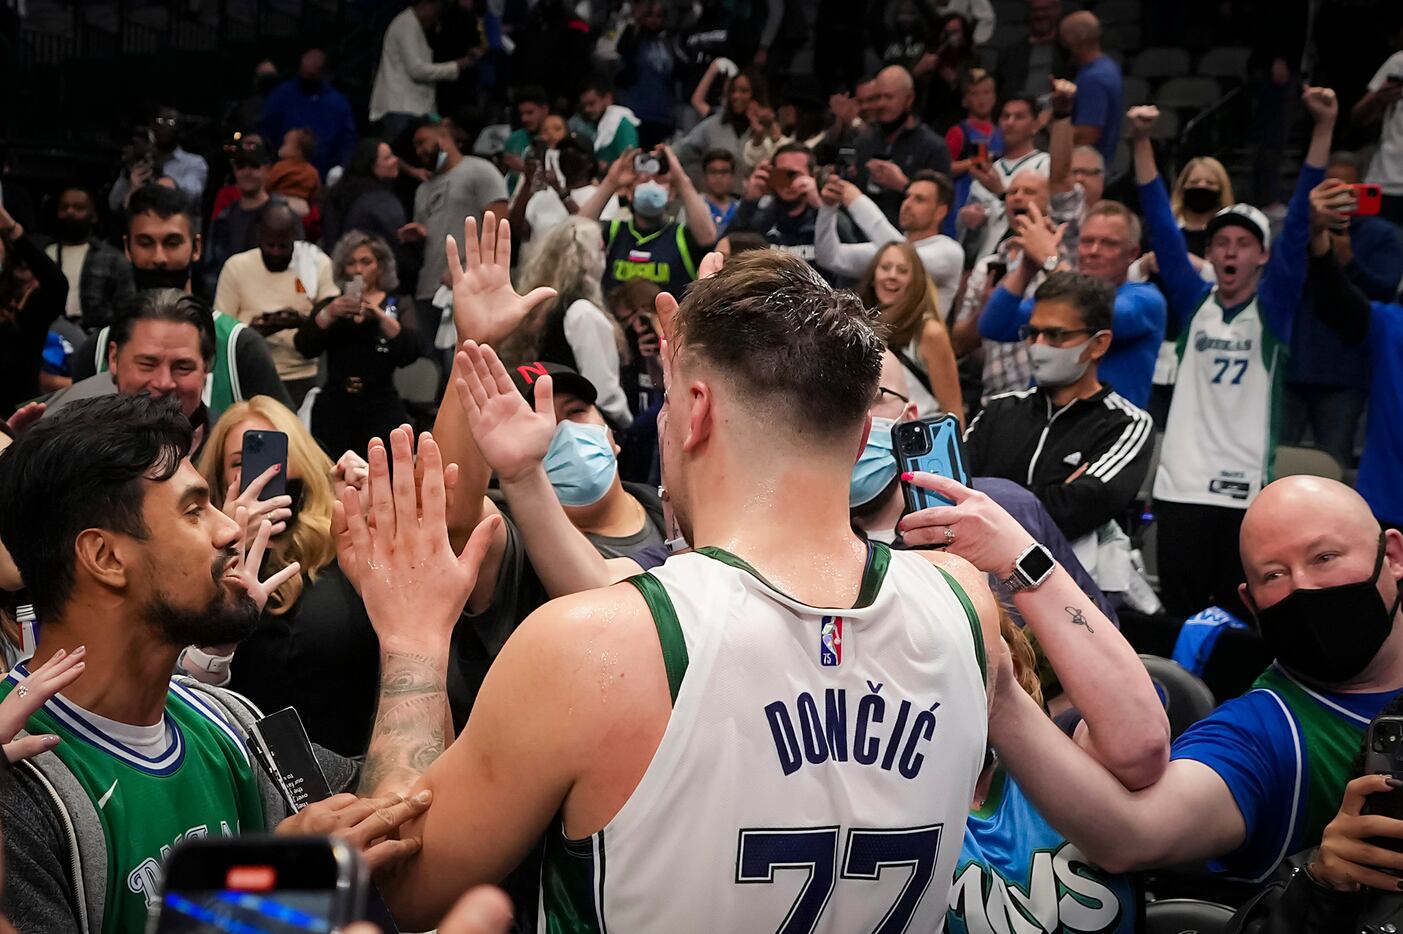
15;684;29;698
943;527;956;547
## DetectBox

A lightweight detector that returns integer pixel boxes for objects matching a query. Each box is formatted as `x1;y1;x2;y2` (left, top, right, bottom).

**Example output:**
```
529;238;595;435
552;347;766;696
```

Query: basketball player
349;242;1003;931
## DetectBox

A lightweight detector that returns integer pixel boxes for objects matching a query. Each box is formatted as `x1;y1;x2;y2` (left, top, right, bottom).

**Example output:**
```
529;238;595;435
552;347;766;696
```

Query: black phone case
1363;717;1403;854
250;707;331;813
240;430;288;502
893;415;970;517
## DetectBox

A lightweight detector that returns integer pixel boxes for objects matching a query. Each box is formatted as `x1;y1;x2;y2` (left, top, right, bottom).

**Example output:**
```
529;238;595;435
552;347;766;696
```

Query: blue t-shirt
979;280;1166;408
1072;56;1124;166
949;770;1137;933
1360;303;1403;526
1171;664;1399;882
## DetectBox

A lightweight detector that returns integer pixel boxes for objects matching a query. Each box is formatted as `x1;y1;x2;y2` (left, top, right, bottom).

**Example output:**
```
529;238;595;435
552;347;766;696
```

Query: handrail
1180;82;1252;161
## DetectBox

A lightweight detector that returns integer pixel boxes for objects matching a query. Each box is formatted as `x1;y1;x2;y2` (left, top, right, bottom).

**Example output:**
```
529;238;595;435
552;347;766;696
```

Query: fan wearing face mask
962;272;1154;550
42;186;134;331
579;144;718;298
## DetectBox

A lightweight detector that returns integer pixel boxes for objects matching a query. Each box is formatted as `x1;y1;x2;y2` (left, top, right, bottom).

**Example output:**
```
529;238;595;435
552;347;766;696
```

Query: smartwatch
1041;254;1061;275
1000;543;1056;594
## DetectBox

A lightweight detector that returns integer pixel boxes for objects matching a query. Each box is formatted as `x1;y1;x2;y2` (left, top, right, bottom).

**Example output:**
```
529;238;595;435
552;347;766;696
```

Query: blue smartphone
892;415;970;517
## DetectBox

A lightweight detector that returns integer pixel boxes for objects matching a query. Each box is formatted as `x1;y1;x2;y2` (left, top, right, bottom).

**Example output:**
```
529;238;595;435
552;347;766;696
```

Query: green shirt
0;670;265;933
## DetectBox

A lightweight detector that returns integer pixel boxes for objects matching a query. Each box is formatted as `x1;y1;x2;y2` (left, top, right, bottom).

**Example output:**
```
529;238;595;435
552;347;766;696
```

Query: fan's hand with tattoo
334;428;500;647
0;647;86;762
896;473;1036;577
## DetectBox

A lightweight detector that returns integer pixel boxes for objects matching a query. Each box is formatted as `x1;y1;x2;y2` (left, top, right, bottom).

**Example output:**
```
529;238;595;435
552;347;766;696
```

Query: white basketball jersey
538;542;989;934
1153;291;1286;508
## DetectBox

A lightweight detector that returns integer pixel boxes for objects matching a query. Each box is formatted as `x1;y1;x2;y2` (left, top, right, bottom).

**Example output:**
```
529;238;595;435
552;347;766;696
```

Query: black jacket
965;384;1154;541
1227;855;1403;934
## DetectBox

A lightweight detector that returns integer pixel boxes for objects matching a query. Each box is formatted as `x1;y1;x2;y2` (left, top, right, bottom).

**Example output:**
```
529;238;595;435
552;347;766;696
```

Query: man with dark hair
571;75;641;169
502;84;551;180
853;65;953;225
363;246;1000;933
68;185;291;415
959;94;1049;259
108;106;209;212
817;169;963;317
0;394;436;931
44;185;134;331
369;0;473;137
203;135;304;295
963;271;1154;543
700;148;738;229
214;202;336;403
730;142;824;263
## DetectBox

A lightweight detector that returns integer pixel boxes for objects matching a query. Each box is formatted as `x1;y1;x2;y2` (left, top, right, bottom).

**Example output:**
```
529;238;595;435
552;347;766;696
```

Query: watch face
1019;545;1056;583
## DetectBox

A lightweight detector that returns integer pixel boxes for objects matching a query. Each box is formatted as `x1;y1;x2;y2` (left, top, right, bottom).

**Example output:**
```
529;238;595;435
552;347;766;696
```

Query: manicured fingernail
273;464;282;473
414;789;432;804
73;645;86;655
1387;777;1402;788
901;472;914;482
42;735;59;748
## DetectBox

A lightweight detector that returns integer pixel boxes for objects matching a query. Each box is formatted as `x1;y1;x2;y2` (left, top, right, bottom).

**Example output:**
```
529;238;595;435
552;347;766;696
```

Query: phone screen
156;888;341;933
240;430;289;502
893;415;970;515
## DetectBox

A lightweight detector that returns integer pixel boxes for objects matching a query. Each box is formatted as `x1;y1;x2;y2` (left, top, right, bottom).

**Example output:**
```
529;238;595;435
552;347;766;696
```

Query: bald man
213;202;337;404
853;65;952;225
985;476;1403;883
1060;12;1122;166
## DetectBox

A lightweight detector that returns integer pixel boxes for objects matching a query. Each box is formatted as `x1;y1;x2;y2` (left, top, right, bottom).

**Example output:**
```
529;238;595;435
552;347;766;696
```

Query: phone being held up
1363;713;1403;854
240;430;289;502
892;414;970;525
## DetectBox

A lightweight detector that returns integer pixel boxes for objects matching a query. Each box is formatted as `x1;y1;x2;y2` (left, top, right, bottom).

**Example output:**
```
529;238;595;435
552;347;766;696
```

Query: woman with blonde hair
1170;156;1234;257
195;395;380;756
858;240;964;426
499;216;632;428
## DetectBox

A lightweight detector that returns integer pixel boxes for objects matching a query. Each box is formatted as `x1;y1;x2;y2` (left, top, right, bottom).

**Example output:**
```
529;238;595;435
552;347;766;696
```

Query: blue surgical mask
544;421;617;507
435;147;448;171
850;417;899;507
633;181;669;218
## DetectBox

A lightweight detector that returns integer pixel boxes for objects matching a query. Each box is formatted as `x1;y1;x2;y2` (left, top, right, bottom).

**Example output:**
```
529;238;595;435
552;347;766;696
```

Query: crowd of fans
0;0;1402;931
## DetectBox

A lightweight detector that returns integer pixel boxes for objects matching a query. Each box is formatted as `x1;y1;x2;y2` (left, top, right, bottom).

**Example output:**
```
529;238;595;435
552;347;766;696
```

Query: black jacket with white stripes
964;384;1155;541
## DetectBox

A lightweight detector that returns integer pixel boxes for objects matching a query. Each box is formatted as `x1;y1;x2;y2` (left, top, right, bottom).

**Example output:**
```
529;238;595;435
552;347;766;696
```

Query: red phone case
1350;183;1383;217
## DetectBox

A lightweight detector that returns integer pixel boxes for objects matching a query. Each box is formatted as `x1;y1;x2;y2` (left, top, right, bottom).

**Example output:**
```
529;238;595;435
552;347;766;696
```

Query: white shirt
964;149;1051;260
563;299;633;429
47;241;89;320
1366;52;1403;195
369;7;460;121
814;196;964;320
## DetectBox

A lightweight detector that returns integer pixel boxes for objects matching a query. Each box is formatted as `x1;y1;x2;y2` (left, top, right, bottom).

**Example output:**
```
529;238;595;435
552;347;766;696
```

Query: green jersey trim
626;573;688;704
694;542;892;610
540;826;607;933
937;566;987;684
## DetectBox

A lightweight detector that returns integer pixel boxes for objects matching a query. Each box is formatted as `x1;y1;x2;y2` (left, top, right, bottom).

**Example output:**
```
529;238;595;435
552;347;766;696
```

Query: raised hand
453;342;556;483
230;509;302;612
1049;77;1077;116
446;212;558;347
1125;105;1160;140
222;463;293;538
1310;178;1355;234
1302;85;1339;124
334;428;500;644
0;647;86;762
896;473;1037;575
1309;774;1403;891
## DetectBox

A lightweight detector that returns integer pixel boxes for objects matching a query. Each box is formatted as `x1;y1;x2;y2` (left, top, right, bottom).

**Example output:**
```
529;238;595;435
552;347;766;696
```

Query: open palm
447;212;557;347
454;341;555;483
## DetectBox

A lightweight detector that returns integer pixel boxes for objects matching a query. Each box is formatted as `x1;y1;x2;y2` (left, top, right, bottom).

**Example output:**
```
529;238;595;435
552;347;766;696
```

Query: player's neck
35;600;178;726
687;454;872;606
852;486;906;541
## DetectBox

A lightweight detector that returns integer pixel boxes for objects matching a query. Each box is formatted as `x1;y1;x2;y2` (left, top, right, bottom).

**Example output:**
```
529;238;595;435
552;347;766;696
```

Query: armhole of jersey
94;325;110;373
936;566;987;684
606;219;621;250
626;573;688;705
676;224;698;280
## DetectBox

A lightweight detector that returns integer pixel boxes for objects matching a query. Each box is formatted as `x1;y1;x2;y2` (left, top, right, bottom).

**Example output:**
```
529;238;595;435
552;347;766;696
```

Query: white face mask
1028;336;1098;388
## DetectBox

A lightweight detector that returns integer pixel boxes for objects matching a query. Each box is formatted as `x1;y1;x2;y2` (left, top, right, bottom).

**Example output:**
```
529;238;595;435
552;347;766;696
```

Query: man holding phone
1352;19;1403;225
730;143;825;265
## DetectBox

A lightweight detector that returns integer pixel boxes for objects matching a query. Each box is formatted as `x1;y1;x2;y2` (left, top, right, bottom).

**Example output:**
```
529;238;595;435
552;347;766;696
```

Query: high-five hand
446;212;557;346
453;342;556;483
229;509;302;612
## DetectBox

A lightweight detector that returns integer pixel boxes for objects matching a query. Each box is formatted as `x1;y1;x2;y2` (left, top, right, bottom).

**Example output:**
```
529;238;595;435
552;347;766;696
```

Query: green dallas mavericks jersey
1171;663;1397;882
93;311;246;418
0;667;265;934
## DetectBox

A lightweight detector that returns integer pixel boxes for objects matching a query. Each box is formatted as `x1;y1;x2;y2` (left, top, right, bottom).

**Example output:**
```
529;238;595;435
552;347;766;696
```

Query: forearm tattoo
1064;605;1095;634
358;651;450;796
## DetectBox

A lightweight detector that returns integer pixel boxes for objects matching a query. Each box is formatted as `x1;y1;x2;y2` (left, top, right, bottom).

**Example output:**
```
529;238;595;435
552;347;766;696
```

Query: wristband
181;645;234;677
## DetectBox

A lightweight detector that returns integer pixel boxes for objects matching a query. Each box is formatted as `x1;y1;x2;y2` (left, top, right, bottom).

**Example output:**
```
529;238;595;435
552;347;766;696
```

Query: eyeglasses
155;116;178;127
1071;166;1104;177
877;386;909;405
1019;325;1097;345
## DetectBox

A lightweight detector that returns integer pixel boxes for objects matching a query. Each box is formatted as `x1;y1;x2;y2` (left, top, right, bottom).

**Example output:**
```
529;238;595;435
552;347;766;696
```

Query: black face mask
1181;186;1220;215
879;112;910;135
133;265;192;291
297;76;322;97
1249;535;1402;684
56;217;92;244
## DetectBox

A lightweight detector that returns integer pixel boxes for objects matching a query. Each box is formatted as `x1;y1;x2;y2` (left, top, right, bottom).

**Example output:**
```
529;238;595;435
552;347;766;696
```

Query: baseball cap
231;136;272;166
1205;203;1270;248
509;361;597;408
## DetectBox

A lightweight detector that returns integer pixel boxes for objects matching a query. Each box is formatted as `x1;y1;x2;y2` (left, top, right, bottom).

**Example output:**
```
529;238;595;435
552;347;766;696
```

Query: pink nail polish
901;472;914;482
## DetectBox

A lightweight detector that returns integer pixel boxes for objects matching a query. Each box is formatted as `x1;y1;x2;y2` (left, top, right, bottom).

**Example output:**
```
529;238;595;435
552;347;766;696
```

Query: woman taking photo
195;396;379;757
319;139;405;264
499;216;632;429
859;240;964;426
295;231;419;458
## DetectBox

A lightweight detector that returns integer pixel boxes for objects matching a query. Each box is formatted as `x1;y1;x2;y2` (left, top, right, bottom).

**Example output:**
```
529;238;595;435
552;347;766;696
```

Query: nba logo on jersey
819;616;843;666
